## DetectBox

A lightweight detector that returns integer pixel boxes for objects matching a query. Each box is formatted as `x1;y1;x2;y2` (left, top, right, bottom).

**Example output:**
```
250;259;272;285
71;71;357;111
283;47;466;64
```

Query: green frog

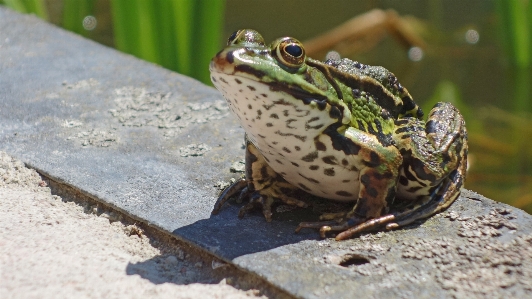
210;29;468;240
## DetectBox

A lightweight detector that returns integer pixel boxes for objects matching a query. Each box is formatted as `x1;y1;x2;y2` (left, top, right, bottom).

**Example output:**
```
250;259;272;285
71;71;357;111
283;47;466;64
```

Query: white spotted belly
212;72;361;202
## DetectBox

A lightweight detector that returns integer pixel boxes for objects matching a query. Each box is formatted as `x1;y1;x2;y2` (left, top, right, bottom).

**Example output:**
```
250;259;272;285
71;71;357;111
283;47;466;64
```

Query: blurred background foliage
1;0;532;214
1;0;224;84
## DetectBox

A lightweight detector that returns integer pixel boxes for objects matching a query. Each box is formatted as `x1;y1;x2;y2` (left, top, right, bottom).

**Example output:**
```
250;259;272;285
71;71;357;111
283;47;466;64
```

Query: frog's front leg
296;128;403;239
212;137;308;221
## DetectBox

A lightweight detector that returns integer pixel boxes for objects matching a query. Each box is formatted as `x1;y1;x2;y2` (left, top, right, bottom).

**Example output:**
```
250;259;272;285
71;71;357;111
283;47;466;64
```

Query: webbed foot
212;178;308;222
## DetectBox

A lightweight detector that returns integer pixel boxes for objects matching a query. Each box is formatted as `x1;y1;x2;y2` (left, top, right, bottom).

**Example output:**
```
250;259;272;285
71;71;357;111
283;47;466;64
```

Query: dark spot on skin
276;160;283;165
272;99;294;107
266;123;273;127
309;165;319;170
336;191;353;197
282;147;291;153
315;140;327;151
395;119;409;126
395;126;411;134
270;113;279;119
283;110;289;117
366;186;378;198
298;183;311;191
362;152;380;168
342;159;348;166
286;119;297;128
301;151;318;162
275;131;307;142
234;64;266;78
323;123;361;155
280;172;287;176
342;179;350;183
322;156;338;165
407;186;423;193
291;162;299;167
360;173;371;186
263;103;275;110
248;104;252;109
329;106;342;119
272;141;278;145
226;51;234;63
399;175;409;186
381;109;391;120
410;158;437;182
261;93;267;97
385;187;396;207
299;173;320;184
324;168;335;176
211;76;217;82
295;146;301;151
235;78;242;84
260;166;268;180
220;77;228;84
426;120;437;134
247;85;256;91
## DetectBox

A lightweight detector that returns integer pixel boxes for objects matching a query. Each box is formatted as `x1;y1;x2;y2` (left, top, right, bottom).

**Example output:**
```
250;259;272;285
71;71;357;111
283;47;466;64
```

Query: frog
209;29;468;240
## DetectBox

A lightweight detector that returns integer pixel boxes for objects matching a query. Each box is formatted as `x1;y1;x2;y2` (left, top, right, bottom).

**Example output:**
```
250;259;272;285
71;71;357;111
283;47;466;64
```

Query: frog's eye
227;29;265;47
273;38;306;69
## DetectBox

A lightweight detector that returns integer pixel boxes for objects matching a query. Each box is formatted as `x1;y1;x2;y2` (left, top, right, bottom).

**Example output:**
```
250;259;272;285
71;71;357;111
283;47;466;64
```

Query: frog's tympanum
210;30;468;240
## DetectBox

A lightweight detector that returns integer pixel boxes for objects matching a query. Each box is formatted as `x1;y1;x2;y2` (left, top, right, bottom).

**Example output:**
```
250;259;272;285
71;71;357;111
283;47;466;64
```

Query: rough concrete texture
1;7;532;299
0;151;265;299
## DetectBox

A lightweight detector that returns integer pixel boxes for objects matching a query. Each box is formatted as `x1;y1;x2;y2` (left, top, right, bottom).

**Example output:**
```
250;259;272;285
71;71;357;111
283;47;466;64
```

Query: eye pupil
285;44;302;57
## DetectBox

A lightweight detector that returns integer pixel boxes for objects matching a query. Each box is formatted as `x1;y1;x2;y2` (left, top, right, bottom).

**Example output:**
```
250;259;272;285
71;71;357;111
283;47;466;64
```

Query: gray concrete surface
1;7;532;299
0;151;265;299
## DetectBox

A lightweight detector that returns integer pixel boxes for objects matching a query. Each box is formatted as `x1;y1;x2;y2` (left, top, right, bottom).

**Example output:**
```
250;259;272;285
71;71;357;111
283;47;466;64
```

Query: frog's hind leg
390;102;468;227
325;103;467;241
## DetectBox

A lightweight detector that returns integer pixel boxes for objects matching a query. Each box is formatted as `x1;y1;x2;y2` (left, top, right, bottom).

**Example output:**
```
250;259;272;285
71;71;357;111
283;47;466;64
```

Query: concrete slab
2;7;532;298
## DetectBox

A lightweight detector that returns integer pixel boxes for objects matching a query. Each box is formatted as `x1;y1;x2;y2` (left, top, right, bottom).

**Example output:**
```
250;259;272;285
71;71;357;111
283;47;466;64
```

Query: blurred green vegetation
0;0;224;85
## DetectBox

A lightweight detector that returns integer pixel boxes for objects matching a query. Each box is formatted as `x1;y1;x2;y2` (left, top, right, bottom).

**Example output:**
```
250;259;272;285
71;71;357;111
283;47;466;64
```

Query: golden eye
273;38;306;68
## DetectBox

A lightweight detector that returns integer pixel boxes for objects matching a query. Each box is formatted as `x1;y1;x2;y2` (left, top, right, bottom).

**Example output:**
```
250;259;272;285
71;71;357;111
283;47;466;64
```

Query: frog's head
210;29;353;139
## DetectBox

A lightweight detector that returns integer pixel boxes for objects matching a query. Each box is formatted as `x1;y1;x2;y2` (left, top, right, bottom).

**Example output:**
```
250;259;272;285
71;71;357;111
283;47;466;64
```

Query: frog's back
319;58;424;120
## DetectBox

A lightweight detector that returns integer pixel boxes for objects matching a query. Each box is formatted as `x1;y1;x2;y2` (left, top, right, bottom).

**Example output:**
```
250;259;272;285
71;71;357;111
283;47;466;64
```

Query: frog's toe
295;220;339;237
279;194;308;208
296;214;399;240
212;179;248;215
237;192;275;222
236;186;251;203
335;214;397;240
